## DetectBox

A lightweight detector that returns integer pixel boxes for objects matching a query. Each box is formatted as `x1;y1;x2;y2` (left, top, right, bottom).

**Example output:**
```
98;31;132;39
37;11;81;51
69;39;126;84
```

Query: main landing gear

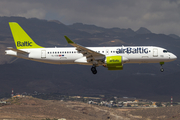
160;62;164;72
91;66;97;74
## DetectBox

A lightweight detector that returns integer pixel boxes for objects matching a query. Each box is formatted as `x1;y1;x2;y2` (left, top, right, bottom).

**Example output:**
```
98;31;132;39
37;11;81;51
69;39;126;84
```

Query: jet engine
105;56;124;70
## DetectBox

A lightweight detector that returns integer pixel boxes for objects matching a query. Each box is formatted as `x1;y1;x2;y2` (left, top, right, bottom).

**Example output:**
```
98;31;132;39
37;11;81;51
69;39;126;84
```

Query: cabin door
41;50;46;58
153;48;158;57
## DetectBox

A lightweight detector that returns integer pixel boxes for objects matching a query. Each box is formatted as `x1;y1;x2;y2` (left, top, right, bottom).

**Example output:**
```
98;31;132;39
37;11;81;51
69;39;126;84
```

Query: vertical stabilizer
9;22;44;49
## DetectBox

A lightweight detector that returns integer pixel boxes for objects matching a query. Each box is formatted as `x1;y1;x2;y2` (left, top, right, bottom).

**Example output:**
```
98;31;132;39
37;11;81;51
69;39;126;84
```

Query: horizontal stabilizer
7;47;29;54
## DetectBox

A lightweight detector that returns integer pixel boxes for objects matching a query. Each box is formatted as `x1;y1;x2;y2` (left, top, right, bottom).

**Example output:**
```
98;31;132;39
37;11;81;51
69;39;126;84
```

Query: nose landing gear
160;67;164;72
160;62;164;72
91;66;97;74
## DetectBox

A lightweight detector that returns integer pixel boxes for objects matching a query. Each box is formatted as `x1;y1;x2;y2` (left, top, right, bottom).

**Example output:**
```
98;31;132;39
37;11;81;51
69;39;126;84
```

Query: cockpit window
163;50;168;53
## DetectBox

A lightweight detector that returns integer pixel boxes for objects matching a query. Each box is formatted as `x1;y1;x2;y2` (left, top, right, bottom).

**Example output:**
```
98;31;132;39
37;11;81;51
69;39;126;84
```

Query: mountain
136;27;152;34
0;16;180;101
168;34;180;39
68;23;136;37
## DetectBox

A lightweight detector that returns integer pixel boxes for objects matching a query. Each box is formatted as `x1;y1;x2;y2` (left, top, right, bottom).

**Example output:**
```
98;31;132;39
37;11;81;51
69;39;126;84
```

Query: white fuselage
5;46;177;65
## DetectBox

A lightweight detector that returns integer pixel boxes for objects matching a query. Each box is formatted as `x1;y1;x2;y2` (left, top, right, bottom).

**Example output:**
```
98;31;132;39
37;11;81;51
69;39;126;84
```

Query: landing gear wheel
160;62;164;72
91;67;97;74
91;67;96;71
92;70;97;74
160;68;164;72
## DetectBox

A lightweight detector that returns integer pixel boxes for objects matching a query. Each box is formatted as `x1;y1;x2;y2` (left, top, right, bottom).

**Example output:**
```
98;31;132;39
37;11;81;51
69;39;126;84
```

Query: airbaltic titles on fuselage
116;47;148;54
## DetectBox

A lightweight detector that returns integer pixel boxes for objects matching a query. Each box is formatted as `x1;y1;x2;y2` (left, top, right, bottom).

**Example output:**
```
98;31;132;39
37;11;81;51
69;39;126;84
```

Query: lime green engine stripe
9;22;44;49
106;56;123;70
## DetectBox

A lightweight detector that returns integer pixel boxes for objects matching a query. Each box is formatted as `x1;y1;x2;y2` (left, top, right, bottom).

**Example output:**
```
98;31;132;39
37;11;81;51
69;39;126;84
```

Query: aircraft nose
171;53;177;60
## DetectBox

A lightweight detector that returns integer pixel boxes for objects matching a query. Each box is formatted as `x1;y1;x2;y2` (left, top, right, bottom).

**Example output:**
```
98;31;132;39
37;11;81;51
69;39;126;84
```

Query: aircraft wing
7;47;29;54
65;36;105;63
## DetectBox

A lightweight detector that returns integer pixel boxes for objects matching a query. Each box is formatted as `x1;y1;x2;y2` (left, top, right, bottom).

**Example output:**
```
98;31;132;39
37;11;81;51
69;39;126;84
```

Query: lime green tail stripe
9;22;44;49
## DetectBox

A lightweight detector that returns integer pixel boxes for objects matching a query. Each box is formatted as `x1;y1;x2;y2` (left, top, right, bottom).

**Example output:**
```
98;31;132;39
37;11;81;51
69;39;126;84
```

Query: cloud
0;0;180;35
0;0;46;18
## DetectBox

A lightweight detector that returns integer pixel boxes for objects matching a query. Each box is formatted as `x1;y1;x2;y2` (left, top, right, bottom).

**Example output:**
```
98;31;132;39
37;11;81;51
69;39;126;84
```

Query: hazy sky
0;0;180;35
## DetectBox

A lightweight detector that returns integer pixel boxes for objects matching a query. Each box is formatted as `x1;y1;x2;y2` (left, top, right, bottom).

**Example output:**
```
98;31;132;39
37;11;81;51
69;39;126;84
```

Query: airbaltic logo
17;41;32;47
116;47;148;54
110;59;119;62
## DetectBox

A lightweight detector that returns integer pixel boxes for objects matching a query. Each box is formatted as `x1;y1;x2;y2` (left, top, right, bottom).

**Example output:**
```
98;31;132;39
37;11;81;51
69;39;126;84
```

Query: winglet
64;36;74;44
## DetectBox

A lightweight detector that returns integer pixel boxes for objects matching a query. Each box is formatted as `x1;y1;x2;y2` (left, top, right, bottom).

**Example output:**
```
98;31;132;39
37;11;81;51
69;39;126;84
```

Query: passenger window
113;51;115;53
102;51;104;53
74;51;76;53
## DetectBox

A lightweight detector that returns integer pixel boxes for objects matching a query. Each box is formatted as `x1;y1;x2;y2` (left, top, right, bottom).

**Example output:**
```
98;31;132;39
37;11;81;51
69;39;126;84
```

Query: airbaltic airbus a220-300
5;22;177;74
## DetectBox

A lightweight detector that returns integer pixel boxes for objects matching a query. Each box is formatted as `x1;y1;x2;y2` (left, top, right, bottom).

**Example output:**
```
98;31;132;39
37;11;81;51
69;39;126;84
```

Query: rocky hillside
1;97;180;120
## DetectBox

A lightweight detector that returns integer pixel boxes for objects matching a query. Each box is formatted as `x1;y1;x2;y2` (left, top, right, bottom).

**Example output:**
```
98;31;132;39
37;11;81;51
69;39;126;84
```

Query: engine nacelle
106;56;123;70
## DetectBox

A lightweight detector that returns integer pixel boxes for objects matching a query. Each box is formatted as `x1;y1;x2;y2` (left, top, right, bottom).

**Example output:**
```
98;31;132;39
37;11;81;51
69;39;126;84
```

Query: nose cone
171;53;177;60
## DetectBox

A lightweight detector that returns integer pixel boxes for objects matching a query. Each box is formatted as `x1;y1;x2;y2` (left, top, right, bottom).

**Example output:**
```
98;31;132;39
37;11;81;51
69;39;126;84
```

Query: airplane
5;22;177;74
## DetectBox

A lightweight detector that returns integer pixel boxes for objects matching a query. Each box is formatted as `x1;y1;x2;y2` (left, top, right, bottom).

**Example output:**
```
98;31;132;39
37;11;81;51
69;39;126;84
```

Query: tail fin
9;22;44;49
